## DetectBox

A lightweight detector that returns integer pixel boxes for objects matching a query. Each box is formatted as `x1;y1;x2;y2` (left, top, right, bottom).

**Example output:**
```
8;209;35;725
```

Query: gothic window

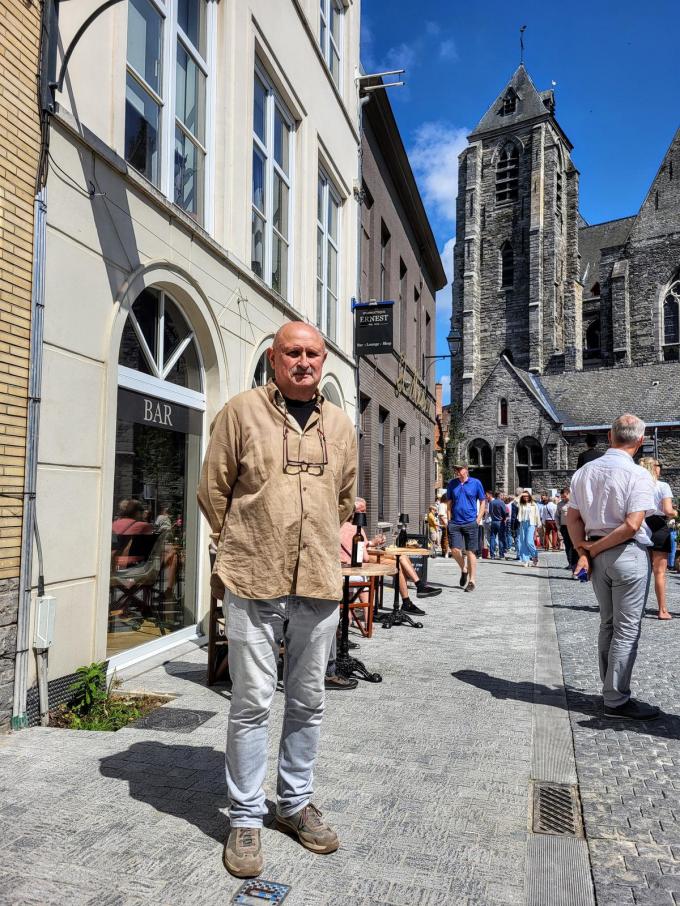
556;169;563;211
468;439;492;491
498;398;508;427
500;241;513;288
496;144;519;203
591;282;601;298
516;437;543;488
584;317;601;359
663;280;680;360
500;90;517;116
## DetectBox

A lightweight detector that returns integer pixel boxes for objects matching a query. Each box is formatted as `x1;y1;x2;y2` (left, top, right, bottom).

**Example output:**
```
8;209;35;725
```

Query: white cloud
409;122;468;225
440;236;455;285
438;39;458;61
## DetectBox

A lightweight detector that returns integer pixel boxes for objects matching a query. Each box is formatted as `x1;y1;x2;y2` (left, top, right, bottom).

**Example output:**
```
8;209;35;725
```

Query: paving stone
0;558;546;905
549;556;680;906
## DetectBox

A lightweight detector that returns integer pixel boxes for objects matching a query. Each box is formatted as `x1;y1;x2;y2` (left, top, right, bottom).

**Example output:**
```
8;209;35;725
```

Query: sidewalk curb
525;556;596;906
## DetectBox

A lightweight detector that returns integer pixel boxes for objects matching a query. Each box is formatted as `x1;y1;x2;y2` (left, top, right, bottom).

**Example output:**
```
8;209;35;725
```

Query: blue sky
361;0;680;400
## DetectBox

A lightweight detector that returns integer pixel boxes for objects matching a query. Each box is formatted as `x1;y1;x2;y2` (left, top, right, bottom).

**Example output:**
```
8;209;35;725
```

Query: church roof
533;364;680;428
469;65;559;140
578;216;635;296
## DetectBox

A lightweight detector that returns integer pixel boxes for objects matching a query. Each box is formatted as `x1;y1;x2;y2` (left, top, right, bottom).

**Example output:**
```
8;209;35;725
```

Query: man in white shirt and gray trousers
567;414;660;721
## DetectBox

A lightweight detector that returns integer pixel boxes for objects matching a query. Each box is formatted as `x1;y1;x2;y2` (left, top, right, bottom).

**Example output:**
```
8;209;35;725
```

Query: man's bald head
267;321;328;401
272;321;325;352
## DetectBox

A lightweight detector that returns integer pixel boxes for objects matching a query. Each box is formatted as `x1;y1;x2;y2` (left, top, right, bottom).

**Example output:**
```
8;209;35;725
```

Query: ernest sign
355;303;393;355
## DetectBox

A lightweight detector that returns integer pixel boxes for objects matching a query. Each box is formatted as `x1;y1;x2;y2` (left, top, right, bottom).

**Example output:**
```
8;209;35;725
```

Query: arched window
252;349;274;387
500;89;517;116
321;381;342;408
112;287;205;657
496;144;519;203
500;241;514;288
498;398;508;427
584;318;601;359
663;280;680;360
468;438;492;492
516;437;543;489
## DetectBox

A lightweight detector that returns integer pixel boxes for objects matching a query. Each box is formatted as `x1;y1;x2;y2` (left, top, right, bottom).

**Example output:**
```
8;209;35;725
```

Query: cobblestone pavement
548;552;680;906
0;557;548;906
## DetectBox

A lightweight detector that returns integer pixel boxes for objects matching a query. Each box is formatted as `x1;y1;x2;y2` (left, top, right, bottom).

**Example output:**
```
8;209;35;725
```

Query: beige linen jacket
197;381;357;602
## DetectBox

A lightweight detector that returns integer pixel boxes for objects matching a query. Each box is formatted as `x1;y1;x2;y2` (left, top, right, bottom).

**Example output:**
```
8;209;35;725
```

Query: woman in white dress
639;457;677;620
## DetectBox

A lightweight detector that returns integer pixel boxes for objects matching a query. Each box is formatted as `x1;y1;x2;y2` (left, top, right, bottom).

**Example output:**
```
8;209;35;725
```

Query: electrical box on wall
33;596;56;649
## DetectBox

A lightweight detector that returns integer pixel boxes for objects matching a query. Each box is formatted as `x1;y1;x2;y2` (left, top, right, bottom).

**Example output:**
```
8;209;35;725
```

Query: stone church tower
452;65;583;412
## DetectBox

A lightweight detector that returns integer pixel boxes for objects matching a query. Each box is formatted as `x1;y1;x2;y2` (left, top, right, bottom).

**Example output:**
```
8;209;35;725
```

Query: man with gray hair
567;414;659;720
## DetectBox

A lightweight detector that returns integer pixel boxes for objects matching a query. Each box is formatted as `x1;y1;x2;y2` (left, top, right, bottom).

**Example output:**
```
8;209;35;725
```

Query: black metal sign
117;388;202;436
354;302;394;356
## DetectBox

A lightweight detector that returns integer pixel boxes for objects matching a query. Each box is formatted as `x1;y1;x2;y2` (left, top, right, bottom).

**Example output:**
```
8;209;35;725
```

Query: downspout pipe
11;188;46;730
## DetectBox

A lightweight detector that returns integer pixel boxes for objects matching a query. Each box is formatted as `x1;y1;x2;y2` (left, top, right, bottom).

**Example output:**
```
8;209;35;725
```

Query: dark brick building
451;65;680;492
359;88;446;537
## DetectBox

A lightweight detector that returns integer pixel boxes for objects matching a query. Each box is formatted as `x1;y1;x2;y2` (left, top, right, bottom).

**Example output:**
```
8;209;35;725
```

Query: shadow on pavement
163;660;232;699
451;668;680;741
99;742;277;842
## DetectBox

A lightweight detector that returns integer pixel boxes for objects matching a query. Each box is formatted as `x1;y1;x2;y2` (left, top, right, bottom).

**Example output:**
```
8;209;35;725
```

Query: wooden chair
347;576;377;638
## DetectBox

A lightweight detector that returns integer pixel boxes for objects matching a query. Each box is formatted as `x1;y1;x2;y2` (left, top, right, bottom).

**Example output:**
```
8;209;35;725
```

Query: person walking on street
447;464;486;593
517;491;540;566
543;496;560;551
568;414;659;721
198;322;357;877
556;488;577;569
639;457;677;620
488;490;508;559
437;493;450;557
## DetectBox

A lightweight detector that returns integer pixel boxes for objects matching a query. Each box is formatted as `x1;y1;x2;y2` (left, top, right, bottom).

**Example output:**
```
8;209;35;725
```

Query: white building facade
31;0;360;691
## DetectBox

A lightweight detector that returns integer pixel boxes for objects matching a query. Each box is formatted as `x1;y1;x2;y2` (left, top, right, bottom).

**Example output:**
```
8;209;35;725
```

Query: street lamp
421;325;462;380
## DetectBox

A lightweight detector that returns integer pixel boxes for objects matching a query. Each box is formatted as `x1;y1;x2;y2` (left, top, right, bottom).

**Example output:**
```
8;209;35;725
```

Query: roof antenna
519;25;527;65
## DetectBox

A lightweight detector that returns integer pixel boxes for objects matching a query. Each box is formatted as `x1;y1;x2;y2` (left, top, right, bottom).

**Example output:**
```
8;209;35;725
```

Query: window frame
498;397;508;427
125;0;215;228
251;62;295;303
316;168;341;342
496;143;519;204
319;0;343;91
662;279;680;360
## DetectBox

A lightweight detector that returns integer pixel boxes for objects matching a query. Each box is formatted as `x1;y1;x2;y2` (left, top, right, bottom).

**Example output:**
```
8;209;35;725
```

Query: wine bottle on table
351;525;365;568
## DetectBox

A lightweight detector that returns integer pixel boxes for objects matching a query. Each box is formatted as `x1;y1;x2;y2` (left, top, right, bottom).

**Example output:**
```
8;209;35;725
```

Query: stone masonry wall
458;361;565;493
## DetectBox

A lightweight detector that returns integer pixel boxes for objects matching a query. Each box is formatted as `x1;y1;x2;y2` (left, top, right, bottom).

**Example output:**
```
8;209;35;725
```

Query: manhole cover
532;782;583;837
130;707;217;734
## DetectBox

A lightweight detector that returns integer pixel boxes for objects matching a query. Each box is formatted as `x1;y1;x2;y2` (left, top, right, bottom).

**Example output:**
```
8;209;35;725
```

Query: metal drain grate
532;782;583;837
130;707;217;734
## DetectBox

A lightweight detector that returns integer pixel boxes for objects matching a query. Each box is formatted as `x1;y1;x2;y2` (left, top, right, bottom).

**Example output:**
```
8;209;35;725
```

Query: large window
125;0;212;223
252;68;294;300
316;170;341;342
496;143;519;204
111;287;204;657
663;280;680;361
319;0;342;88
500;241;514;288
378;408;388;520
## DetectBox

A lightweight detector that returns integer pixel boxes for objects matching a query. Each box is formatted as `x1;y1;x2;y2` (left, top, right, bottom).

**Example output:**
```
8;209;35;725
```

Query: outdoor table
337;562;395;683
379;546;432;630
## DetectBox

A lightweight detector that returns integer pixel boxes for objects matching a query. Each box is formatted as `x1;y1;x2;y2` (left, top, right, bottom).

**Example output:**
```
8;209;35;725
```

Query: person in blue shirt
488;490;509;559
446;463;487;593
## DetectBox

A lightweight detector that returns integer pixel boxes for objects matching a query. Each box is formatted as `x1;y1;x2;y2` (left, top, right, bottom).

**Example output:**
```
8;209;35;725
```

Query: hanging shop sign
395;354;435;420
354;301;394;356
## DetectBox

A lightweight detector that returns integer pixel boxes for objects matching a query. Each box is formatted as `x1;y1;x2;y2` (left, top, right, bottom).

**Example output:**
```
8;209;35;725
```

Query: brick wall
0;1;41;728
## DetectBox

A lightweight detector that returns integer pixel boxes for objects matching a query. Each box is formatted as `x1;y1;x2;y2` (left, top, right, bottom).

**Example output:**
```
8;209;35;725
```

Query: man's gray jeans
224;592;338;827
591;542;651;707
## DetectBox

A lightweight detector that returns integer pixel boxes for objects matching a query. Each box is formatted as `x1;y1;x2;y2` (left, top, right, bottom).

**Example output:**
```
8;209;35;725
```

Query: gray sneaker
223;827;263;878
276;803;339;853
